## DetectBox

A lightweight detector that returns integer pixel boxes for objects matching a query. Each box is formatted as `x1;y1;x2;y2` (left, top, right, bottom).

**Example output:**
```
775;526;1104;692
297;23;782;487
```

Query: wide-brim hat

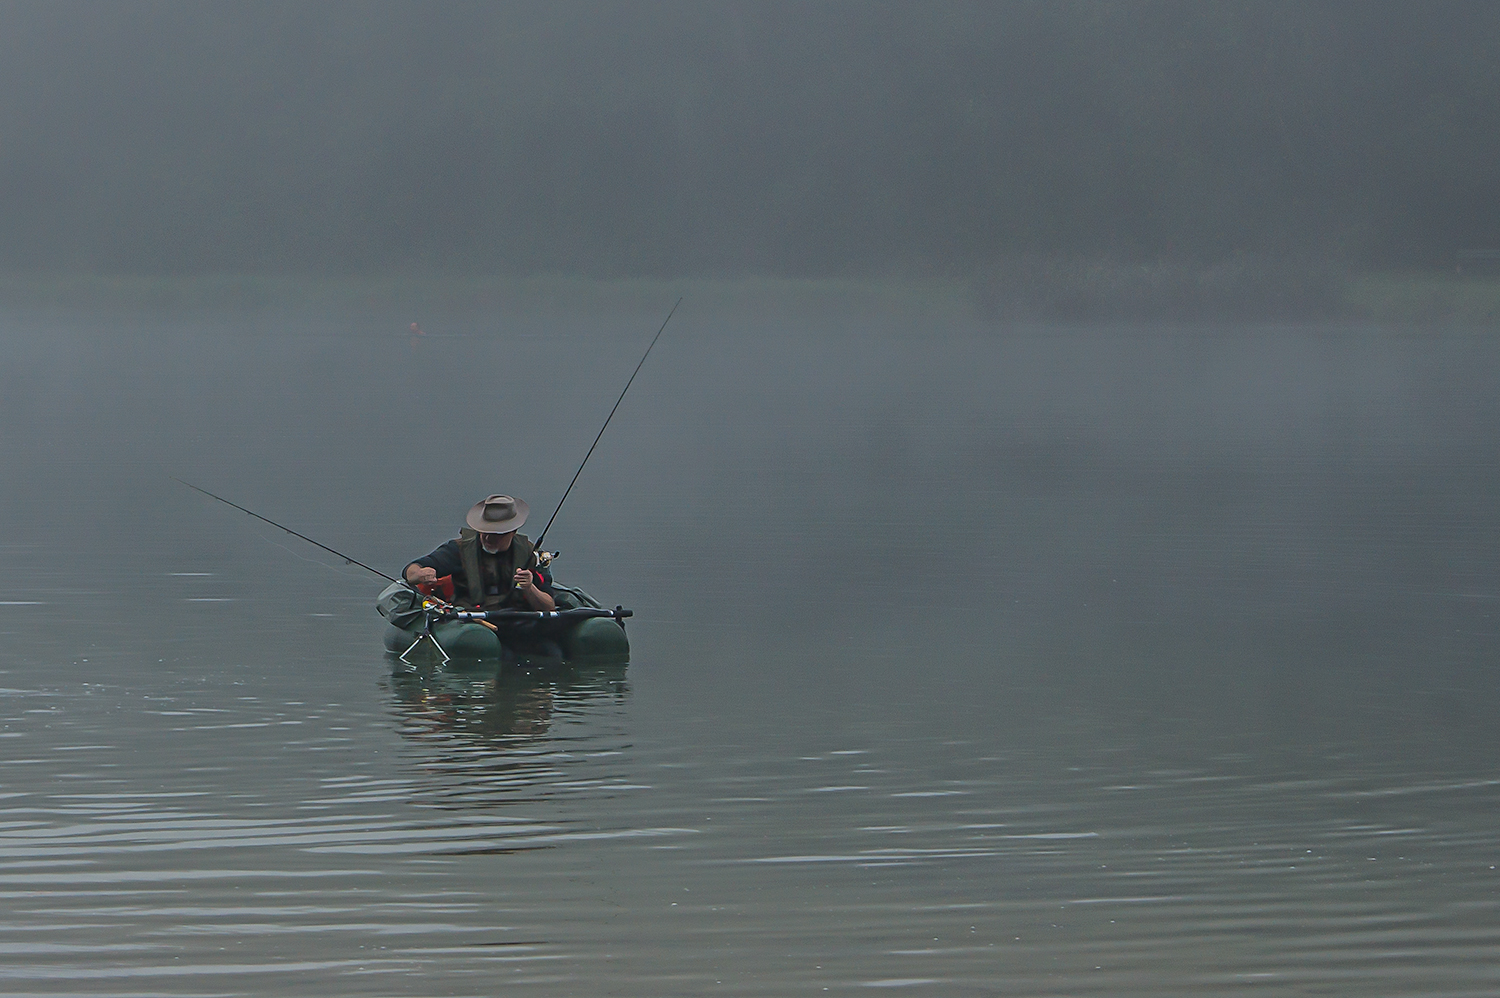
465;494;529;534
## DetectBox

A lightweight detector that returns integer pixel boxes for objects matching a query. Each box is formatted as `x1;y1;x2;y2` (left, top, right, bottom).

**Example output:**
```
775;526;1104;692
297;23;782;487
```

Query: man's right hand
405;564;437;585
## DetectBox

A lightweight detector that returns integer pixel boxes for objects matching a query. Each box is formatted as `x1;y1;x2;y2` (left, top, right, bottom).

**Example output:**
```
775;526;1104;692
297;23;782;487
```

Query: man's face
480;531;515;553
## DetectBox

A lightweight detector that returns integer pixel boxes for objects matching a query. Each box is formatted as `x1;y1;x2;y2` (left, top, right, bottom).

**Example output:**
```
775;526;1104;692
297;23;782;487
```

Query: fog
2;0;1498;279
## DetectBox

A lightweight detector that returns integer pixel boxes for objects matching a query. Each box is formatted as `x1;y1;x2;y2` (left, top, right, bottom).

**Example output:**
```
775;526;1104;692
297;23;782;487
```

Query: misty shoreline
1;266;1496;326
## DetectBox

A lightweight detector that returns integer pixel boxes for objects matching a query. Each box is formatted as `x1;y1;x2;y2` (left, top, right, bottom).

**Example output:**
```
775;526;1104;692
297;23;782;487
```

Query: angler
376;493;630;664
403;494;554;612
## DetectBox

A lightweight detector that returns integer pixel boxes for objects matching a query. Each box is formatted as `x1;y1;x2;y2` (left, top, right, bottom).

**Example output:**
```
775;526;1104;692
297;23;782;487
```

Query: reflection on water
388;661;630;745
385;661;635;813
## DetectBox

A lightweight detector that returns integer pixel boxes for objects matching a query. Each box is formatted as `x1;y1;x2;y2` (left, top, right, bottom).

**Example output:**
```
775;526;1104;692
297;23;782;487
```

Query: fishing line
256;531;373;581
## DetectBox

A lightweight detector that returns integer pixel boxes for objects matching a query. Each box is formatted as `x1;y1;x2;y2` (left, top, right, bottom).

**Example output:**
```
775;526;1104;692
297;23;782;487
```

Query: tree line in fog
1;0;1496;277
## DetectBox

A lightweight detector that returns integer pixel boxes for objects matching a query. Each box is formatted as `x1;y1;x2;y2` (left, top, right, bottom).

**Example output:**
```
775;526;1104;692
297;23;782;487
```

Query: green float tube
379;583;630;663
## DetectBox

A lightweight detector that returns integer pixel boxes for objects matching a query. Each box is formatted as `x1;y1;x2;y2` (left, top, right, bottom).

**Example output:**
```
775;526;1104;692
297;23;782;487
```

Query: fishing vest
456;528;536;611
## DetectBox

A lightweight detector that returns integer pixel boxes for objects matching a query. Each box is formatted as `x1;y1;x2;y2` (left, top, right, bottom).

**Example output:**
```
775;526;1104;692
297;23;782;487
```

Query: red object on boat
416;575;455;603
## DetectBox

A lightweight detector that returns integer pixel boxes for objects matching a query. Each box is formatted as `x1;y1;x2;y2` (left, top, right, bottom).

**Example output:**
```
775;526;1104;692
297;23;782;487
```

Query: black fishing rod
173;477;408;590
530;296;681;559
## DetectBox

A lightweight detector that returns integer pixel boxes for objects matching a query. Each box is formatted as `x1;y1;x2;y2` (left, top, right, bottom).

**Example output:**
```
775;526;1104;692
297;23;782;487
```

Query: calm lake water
2;304;1499;995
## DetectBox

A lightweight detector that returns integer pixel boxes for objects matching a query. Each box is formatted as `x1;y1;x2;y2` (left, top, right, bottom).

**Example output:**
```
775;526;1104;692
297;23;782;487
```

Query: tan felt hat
465;494;529;534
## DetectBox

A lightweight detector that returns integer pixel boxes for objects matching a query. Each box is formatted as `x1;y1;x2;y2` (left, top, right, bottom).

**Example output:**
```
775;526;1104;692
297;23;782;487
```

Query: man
404;494;556;612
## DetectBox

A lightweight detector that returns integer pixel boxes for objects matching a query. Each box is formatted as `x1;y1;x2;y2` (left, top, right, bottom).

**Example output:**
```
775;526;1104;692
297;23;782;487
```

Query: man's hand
513;568;555;611
405;564;437;585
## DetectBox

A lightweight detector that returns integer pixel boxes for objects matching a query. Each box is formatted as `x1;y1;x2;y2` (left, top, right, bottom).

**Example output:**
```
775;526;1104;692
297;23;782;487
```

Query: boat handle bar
437;606;633;622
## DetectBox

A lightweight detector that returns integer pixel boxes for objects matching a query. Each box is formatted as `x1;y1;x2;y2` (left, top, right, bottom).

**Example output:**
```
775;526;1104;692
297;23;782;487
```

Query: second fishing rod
524;296;681;573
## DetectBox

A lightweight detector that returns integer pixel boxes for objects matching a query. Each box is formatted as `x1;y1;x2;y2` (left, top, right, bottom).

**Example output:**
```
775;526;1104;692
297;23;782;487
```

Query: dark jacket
411;529;553;610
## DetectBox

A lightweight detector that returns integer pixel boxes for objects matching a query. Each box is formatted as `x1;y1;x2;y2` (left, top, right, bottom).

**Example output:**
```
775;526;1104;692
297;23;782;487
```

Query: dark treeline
1;0;1496;278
